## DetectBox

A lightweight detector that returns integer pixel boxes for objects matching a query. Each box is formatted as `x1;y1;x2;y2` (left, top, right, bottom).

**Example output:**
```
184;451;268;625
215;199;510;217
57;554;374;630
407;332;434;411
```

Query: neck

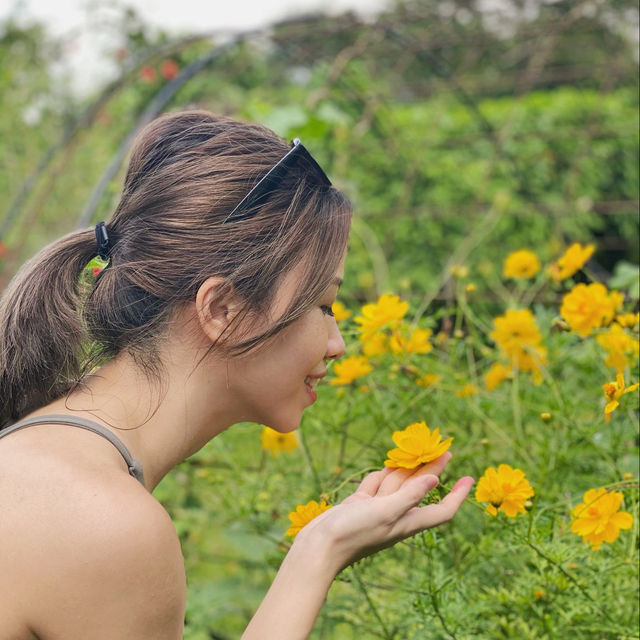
43;335;241;490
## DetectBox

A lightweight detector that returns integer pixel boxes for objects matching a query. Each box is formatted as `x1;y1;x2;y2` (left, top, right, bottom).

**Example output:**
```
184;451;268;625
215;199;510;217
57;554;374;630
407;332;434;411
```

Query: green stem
297;424;322;495
350;564;393;640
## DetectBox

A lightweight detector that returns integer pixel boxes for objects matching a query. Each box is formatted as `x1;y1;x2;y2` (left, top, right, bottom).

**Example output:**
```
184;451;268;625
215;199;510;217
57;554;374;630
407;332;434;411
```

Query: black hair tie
95;221;111;260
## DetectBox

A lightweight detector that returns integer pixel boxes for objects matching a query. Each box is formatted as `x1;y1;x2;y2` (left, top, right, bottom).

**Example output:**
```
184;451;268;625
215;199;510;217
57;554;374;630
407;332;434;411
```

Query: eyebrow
332;278;343;288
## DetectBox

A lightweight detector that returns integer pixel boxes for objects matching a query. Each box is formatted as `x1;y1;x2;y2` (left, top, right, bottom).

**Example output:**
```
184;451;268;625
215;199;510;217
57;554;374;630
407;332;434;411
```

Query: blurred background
1;0;638;303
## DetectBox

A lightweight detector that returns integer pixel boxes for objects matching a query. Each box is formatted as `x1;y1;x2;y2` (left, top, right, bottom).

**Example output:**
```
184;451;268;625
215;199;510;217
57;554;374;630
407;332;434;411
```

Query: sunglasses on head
223;138;331;223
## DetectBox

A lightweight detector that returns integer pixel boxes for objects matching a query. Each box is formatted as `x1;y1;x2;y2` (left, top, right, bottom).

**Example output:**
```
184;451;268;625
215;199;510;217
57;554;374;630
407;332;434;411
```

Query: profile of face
225;257;346;432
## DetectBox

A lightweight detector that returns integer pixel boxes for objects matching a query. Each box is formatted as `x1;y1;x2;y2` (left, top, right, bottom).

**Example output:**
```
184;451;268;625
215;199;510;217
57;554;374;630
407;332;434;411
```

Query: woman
0;110;474;639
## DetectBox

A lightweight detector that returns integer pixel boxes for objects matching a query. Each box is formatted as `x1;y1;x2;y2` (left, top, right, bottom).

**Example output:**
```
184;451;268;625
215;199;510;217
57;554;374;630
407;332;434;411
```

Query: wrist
287;528;340;583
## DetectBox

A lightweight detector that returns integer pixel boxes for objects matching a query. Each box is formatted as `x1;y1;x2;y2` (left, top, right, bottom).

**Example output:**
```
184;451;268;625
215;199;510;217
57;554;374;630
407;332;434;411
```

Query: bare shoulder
1;463;186;639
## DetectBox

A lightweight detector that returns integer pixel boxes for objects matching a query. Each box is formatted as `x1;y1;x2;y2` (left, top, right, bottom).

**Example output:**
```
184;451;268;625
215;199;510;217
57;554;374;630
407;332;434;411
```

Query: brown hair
0;110;352;428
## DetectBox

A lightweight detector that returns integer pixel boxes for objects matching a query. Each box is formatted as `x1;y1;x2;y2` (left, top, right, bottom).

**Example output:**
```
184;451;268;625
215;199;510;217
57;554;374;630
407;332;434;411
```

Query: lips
304;376;320;389
304;371;327;389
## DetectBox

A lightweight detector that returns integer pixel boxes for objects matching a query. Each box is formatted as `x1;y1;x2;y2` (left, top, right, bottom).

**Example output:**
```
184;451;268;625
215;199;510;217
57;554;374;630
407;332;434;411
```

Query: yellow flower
560;283;623;337
260;426;299;457
602;373;639;422
465;283;476;293
571;488;633;550
596;323;640;373
286;500;332;537
354;294;409;341
331;301;351;322
389;327;433;355
549;243;595;282
533;589;546;600
384;421;453;469
489;309;547;379
490;309;543;354
361;332;388;357
540;412;552;421
456;383;478;398
330;356;373;386
484;362;513;391
503;250;541;280
416;372;442;388
615;312;640;329
475;464;534;517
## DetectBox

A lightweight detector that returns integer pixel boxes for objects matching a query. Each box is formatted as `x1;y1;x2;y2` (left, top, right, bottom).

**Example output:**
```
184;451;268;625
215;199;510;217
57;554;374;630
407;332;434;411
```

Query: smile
304;376;320;389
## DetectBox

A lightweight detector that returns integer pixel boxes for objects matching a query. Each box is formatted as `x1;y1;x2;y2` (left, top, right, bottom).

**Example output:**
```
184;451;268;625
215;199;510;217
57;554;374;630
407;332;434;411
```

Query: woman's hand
293;453;474;575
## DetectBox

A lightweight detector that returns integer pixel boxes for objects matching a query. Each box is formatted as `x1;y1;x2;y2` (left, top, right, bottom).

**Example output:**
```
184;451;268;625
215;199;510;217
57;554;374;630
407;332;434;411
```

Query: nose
326;318;346;360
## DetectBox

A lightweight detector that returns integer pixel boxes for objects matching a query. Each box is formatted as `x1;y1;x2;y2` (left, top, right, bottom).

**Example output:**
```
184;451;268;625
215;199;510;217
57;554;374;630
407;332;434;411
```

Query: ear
194;277;242;344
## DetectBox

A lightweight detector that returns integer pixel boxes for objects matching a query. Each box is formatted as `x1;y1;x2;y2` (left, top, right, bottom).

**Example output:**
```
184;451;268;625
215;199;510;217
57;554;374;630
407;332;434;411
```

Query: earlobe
195;277;240;344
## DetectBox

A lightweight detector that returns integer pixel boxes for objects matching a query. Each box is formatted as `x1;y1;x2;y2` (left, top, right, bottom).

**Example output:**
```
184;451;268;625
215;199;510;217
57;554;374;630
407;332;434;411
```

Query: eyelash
321;305;335;317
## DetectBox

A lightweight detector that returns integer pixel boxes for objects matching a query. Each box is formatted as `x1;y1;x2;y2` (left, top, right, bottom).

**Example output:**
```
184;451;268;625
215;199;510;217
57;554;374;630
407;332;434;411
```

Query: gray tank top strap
0;414;145;486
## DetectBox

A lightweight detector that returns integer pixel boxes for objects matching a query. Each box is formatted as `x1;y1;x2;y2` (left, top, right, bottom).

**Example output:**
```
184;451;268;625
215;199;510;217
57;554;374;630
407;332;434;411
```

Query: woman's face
226;258;346;431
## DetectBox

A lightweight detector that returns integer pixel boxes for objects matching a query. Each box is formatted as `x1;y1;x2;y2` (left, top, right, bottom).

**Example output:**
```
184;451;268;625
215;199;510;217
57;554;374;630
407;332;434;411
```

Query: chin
259;411;302;433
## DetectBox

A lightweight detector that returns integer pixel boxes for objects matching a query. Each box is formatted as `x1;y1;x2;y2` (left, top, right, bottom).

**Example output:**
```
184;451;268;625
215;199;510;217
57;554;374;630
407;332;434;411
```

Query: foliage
155;251;639;639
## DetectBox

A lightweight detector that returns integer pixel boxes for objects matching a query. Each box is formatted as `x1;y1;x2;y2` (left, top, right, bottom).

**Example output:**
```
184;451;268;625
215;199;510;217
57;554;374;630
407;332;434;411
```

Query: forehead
271;256;344;315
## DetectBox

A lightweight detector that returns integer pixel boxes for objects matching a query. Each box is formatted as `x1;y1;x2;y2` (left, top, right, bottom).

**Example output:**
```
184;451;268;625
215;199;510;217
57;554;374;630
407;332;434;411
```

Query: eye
321;305;335;317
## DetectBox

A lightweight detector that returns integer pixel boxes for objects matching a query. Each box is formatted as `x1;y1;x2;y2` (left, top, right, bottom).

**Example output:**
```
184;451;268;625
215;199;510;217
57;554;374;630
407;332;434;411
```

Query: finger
383;473;440;519
420;451;453;476
397;476;475;537
376;467;416;496
354;467;393;496
378;451;452;496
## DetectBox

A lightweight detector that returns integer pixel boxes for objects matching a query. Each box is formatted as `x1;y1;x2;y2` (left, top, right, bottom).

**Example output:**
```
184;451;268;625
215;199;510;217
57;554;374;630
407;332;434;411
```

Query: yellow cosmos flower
602;373;639;422
384;421;453;469
615;312;640;329
260;426;299;457
596;323;640;373
455;383;478;398
489;310;547;381
560;283;623;337
330;356;373;386
416;372;442;388
484;362;513;391
331;301;351;322
389;327;433;355
571;488;633;550
354;294;409;341
490;309;543;355
503;249;541;280
361;332;388;357
286;500;332;537
549;243;595;282
475;464;534;517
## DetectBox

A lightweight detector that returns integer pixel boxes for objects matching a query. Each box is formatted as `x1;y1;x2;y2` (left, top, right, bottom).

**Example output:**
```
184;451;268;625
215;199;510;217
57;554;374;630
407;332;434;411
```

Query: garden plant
1;2;638;637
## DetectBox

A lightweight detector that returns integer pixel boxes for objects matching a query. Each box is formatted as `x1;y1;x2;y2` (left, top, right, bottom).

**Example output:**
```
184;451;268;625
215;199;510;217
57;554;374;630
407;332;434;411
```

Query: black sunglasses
223;138;331;223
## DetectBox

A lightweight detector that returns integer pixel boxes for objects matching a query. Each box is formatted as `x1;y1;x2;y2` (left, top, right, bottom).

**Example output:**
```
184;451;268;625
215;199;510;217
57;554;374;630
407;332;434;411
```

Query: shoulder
2;462;186;638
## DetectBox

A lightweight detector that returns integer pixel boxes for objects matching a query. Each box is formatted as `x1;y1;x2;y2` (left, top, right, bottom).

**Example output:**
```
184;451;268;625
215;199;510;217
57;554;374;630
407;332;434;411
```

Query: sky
2;0;389;95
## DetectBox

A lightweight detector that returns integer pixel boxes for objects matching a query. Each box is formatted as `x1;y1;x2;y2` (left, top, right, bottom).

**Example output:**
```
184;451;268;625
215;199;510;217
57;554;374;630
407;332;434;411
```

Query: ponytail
0;230;96;428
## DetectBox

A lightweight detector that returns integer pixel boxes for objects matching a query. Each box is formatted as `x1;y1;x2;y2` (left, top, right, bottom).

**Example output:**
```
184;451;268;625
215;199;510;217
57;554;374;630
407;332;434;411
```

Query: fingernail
453;476;475;490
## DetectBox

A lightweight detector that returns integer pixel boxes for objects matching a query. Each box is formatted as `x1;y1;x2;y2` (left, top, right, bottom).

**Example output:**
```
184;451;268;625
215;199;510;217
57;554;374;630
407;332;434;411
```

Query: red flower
139;66;156;83
161;59;179;80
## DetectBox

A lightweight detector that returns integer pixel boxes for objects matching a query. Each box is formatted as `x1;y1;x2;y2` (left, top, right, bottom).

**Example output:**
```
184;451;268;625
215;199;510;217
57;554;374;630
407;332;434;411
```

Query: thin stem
350;565;393;640
297;423;322;494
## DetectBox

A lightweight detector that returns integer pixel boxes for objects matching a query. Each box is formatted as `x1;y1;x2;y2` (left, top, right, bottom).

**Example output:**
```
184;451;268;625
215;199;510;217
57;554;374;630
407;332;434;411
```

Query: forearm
241;536;337;640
